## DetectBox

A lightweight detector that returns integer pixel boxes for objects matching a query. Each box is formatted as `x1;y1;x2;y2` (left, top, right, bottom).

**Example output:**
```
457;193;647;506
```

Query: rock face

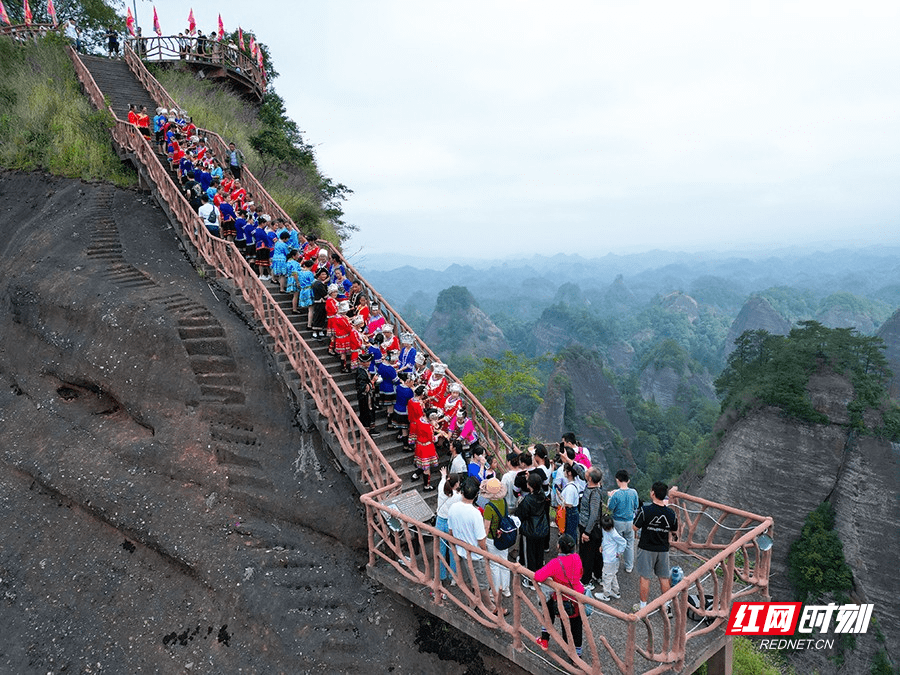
0;172;472;674
689;373;899;674
422;285;509;361
723;296;792;357
638;363;717;411
529;349;636;486
877;308;900;399
658;290;700;324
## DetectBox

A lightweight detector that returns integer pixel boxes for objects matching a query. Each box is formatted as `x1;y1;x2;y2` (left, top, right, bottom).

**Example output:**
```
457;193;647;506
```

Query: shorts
635;548;670;579
458;555;490;590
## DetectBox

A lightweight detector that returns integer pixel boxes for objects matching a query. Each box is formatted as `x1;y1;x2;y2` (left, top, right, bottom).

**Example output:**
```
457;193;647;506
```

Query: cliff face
723;296;792;357
638;363;717;411
422;287;509;361
877;308;900;400
690;373;899;673
529;350;636;486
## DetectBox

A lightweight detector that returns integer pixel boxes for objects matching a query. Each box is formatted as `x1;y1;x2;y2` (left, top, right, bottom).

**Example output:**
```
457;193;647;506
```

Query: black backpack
486;502;518;550
206;208;217;224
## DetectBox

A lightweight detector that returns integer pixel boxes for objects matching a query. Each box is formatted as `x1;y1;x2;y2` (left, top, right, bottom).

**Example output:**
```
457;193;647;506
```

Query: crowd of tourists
431;432;679;659
139;107;683;662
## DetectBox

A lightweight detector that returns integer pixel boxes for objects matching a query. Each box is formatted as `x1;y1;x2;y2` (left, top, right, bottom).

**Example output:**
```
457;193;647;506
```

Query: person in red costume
333;301;354;372
426;363;449;409
405;385;426;453
411;411;440;491
325;284;339;355
380;324;399;355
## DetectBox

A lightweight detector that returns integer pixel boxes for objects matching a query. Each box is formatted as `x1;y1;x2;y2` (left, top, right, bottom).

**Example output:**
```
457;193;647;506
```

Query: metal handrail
361;487;773;675
122;42;518;464
68;44;400;495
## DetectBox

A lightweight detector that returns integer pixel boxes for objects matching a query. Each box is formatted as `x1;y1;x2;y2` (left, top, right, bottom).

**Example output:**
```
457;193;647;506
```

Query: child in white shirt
597;514;627;601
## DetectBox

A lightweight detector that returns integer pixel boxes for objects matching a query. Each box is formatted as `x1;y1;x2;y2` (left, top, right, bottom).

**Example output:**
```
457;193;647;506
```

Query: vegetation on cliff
462;351;545;444
0;36;135;185
787;501;853;603
715;321;900;438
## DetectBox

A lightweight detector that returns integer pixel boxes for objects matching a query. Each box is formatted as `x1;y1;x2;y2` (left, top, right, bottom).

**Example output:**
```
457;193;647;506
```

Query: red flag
217;13;223;41
152;5;161;36
238;26;244;51
125;7;135;37
249;36;256;56
256;46;263;69
47;0;57;26
0;1;11;26
23;0;31;25
187;8;195;35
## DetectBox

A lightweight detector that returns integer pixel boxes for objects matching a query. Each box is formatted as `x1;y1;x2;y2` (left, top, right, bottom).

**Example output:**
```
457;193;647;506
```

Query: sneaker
595;593;611;601
666;604;673;619
609;591;620;599
535;637;549;651
521;578;535;590
368;428;380;437
423;484;435;491
624;567;633;574
501;588;511;598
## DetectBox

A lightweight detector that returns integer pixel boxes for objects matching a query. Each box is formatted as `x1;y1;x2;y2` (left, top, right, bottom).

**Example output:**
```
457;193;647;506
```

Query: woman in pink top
533;534;585;656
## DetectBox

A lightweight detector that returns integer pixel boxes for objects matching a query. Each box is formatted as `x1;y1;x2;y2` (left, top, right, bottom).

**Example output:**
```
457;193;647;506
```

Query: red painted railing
68;42;774;673
362;486;773;674
123;41;520;465
69;44;399;494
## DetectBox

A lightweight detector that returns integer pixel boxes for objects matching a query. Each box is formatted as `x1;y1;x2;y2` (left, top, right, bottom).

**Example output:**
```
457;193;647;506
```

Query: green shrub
0;36;134;185
787;502;853;603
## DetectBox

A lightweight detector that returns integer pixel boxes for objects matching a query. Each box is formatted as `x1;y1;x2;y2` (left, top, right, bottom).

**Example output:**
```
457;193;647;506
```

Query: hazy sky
139;1;899;264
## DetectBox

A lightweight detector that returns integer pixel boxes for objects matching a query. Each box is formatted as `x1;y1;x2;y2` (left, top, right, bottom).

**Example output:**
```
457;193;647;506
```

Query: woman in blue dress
296;259;316;322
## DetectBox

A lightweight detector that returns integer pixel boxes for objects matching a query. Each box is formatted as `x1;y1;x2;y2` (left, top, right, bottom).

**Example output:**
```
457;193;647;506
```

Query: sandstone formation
0;171;487;674
722;296;792;358
529;349;636;485
422;286;510;361
689;372;899;674
877;308;900;400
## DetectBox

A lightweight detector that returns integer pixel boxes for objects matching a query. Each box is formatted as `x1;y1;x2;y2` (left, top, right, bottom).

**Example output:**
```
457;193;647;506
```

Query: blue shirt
608;487;639;522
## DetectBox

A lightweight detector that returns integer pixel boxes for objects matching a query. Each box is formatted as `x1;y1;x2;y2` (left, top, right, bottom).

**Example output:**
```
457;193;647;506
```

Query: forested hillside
368;248;900;497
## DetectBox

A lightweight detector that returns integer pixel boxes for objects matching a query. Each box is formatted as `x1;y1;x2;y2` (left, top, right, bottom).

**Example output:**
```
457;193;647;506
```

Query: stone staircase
79;52;441;514
80;55;159;121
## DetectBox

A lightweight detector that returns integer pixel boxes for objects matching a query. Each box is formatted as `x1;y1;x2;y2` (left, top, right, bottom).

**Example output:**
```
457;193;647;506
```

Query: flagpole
132;0;138;32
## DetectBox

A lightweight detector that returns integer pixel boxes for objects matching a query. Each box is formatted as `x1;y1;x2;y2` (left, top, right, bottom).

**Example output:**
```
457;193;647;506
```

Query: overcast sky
140;0;900;265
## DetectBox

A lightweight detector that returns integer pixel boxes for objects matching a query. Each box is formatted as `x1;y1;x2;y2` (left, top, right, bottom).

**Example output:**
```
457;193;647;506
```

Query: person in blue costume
272;231;291;292
397;332;417;376
218;195;237;243
296;259;315;323
392;372;414;443
377;351;399;420
285;249;303;313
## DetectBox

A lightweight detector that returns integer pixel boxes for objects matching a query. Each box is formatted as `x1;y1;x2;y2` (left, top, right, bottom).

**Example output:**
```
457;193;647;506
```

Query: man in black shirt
632;481;678;612
355;352;377;435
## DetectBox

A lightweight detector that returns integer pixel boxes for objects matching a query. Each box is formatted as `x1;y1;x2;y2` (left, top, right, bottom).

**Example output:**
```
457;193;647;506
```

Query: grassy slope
0;35;135;186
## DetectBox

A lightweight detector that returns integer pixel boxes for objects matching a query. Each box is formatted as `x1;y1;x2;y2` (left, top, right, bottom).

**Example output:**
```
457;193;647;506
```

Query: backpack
207;208;217;224
486;502;518;550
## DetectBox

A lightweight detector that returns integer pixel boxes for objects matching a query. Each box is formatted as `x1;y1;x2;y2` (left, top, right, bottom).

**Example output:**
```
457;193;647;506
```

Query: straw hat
479;477;507;500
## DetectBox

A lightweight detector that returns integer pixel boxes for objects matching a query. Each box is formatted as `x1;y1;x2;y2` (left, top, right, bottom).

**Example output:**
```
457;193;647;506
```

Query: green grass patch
0;35;135;186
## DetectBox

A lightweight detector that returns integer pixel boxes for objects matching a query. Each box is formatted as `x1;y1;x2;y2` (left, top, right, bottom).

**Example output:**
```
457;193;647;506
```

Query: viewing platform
130;35;265;101
58;37;776;674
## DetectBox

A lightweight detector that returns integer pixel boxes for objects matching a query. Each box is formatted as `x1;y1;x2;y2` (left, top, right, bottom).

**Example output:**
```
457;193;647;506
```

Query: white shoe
609;592;620;599
596;594;611;601
501;588;511;598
